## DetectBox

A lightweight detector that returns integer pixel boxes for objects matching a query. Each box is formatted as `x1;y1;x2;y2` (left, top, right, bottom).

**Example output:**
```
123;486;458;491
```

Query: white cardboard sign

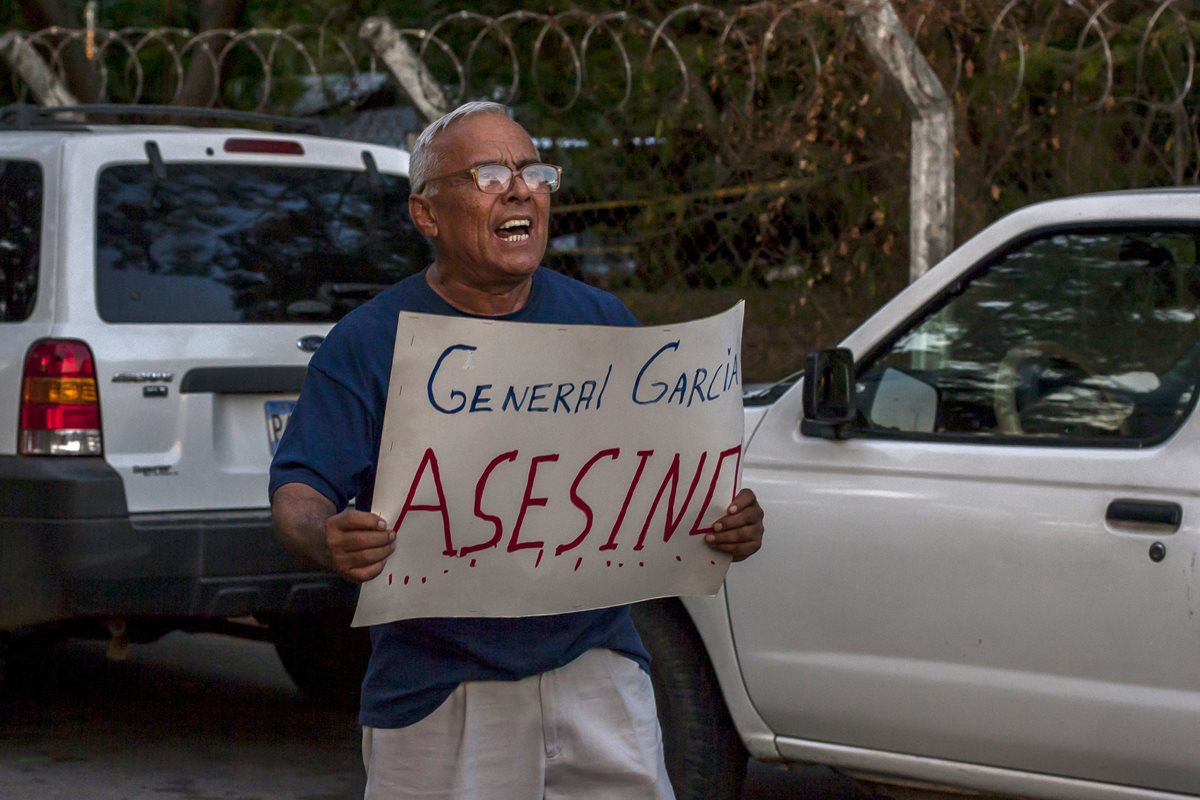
352;303;744;626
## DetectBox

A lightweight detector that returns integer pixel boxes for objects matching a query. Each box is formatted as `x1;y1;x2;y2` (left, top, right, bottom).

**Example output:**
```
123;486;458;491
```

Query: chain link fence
2;1;1197;378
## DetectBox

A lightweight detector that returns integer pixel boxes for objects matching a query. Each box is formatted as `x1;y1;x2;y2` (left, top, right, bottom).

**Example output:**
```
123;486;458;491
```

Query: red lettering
507;453;560;552
633;451;707;550
688;445;742;537
555;447;620;557
600;450;654;551
393;447;455;556
459;450;519;558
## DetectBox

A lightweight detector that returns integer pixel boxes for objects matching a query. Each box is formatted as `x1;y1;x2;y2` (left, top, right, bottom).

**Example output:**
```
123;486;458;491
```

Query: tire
271;607;371;710
631;599;748;800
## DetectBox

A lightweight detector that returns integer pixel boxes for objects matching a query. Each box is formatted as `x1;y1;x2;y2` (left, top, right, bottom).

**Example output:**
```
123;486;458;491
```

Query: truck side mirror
801;347;856;439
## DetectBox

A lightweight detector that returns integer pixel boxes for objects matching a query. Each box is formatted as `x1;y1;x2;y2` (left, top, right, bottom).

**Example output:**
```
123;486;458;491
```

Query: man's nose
505;171;534;199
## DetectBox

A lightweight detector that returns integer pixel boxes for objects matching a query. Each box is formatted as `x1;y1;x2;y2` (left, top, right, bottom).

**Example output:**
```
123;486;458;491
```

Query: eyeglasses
421;162;562;194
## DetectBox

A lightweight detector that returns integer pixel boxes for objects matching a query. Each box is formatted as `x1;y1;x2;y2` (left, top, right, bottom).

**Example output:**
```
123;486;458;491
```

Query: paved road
0;631;878;799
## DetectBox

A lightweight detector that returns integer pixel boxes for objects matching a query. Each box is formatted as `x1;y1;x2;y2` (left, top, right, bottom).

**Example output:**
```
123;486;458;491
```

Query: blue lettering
528;383;552;412
470;384;493;412
554;383;575;413
707;364;723;400
574;380;597;413
597;364;612;408
667;373;687;405
427;344;475;414
687;368;708;407
632;342;679;405
503;385;530;411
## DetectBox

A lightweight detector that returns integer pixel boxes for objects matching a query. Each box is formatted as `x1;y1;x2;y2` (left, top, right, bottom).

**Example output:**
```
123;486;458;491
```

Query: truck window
95;163;427;323
0;160;42;322
855;228;1200;445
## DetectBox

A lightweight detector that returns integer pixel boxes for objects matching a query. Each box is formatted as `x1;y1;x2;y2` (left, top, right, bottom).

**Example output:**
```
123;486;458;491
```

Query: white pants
362;648;675;800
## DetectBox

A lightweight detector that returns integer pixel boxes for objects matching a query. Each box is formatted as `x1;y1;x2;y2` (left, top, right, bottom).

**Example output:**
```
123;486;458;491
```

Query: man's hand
272;482;395;582
705;487;765;562
326;508;396;583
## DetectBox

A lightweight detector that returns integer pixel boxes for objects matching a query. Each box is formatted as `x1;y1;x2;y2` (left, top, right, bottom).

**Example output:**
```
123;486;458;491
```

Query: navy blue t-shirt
269;267;651;727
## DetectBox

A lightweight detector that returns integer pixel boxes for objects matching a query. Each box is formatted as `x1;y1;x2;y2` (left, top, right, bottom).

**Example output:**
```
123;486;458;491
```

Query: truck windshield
96;162;427;323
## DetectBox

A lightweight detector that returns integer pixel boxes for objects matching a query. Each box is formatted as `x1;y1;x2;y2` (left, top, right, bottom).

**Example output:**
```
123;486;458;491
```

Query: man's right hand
325;507;396;583
272;482;395;583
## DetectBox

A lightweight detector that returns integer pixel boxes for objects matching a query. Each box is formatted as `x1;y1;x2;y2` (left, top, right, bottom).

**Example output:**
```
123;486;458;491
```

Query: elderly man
269;101;764;800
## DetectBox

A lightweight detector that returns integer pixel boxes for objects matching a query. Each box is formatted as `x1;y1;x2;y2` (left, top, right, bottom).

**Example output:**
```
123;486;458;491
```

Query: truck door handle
1105;499;1182;531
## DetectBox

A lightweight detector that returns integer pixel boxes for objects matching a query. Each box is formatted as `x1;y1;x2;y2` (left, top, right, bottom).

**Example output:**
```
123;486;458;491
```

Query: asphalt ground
0;631;891;800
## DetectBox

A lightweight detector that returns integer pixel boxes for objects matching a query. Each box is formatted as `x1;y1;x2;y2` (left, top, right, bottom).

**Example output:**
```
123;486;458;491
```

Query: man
270;101;764;800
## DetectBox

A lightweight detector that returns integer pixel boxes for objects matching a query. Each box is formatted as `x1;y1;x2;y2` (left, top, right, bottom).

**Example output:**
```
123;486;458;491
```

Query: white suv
0;107;424;702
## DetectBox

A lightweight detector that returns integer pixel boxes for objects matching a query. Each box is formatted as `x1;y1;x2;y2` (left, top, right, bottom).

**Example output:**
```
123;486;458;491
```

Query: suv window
0;160;43;322
855;228;1200;444
96;163;426;323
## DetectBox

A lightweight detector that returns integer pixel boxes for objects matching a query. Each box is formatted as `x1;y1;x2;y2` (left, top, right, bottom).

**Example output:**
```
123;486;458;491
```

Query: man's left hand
706;487;765;562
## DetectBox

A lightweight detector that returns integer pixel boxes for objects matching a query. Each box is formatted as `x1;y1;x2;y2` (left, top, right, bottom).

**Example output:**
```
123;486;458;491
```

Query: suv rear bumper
0;456;356;629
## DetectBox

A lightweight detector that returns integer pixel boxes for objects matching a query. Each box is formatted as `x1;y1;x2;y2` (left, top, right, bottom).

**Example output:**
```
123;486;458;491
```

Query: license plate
265;399;297;454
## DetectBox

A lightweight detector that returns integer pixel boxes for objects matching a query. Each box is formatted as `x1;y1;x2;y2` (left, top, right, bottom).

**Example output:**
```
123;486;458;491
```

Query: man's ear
409;193;438;239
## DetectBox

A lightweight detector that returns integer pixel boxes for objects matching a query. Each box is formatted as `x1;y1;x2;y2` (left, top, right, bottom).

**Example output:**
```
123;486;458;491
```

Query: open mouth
496;218;532;242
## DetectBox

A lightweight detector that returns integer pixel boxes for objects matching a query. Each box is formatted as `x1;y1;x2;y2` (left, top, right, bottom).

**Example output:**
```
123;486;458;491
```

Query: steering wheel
992;340;1126;436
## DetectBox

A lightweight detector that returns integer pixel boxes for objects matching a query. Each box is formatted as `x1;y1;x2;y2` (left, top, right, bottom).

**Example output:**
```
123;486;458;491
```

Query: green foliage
4;0;1197;379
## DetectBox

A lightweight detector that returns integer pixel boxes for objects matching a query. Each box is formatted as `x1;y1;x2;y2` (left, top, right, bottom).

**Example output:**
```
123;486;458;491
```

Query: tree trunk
174;0;248;108
19;0;101;102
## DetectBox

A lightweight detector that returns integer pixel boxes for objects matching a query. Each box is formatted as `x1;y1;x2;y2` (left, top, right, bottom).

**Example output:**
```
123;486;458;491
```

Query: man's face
416;114;550;287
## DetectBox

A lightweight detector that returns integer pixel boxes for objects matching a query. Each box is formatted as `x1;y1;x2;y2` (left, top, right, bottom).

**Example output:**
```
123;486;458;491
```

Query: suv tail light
223;138;304;155
20;339;103;456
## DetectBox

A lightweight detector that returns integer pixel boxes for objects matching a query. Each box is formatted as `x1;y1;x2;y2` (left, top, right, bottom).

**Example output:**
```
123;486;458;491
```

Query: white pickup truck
634;188;1200;800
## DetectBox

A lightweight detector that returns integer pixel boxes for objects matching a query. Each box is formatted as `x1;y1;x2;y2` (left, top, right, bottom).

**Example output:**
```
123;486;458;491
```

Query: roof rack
0;103;322;133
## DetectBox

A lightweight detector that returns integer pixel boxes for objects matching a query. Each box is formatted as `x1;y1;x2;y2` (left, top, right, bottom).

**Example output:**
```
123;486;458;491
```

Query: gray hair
409;101;514;193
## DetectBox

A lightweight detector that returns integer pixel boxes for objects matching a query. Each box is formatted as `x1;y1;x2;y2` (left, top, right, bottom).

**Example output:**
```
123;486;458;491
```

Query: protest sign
352;303;744;626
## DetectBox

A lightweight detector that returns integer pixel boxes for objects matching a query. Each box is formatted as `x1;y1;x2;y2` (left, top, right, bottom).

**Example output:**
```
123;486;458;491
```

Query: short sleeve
268;361;379;511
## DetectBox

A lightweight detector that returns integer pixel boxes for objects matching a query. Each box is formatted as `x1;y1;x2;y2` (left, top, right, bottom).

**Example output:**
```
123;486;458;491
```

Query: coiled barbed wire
5;1;1198;339
6;23;377;109
0;1;1195;118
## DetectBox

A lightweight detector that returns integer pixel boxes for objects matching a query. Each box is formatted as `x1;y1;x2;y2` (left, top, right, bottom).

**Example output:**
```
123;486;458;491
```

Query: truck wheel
271;608;371;710
631;599;748;800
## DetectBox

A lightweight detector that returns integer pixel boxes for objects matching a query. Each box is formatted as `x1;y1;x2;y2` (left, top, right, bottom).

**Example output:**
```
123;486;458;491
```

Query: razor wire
2;3;1197;118
3;0;1199;376
3;23;372;109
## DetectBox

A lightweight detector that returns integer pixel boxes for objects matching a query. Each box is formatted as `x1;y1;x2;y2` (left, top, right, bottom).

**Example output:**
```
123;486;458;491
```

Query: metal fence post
0;32;79;108
359;17;448;125
847;0;954;281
